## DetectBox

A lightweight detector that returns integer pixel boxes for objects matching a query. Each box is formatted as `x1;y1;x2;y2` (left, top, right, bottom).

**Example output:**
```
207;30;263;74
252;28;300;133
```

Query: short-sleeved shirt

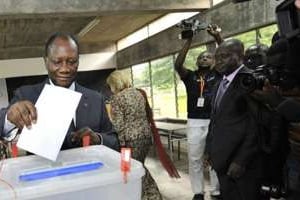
182;69;220;119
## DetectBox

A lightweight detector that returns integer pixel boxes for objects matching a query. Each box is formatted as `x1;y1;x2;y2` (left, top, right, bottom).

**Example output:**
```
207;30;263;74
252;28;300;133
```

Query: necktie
215;78;229;108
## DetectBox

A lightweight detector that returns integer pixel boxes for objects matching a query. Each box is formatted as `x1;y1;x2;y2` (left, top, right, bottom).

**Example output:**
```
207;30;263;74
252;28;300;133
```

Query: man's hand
70;127;101;147
7;100;37;130
207;24;222;37
227;162;245;179
207;24;223;44
251;80;283;108
203;153;211;168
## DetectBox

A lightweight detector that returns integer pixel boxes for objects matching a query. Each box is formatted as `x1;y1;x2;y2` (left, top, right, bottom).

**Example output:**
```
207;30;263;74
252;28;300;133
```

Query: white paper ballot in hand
17;84;82;161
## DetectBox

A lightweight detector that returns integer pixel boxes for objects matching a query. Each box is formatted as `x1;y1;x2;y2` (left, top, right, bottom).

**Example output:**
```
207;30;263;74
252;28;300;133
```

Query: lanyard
199;76;205;98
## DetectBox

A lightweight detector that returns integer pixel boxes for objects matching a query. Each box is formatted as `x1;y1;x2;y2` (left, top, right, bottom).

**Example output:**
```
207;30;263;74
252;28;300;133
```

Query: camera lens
238;73;256;92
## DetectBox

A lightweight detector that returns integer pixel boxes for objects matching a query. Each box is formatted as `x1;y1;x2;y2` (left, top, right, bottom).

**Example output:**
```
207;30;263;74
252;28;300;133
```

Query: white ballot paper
17;84;82;161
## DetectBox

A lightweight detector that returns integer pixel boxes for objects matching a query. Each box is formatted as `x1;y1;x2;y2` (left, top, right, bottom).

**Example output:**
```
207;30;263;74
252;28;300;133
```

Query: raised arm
207;24;223;45
174;38;192;79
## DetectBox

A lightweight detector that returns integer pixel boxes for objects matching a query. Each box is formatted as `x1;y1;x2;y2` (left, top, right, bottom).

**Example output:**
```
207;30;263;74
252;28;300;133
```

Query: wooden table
155;121;187;160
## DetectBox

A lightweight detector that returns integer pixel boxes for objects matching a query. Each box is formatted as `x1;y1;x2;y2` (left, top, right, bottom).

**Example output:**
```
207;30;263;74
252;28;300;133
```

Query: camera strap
197;76;205;107
198;76;205;98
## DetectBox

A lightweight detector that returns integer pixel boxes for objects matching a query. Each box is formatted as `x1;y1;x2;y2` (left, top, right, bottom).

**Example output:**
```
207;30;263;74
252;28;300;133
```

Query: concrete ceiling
80;14;164;43
0;14;164;60
0;0;210;78
0;0;210;60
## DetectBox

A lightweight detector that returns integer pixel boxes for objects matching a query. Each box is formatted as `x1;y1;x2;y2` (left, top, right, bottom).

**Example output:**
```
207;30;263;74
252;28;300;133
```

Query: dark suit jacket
0;80;119;151
206;66;260;173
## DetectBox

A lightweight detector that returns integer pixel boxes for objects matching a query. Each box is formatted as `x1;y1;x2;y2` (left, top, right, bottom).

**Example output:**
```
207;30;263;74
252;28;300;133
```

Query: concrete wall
0;0;209;17
117;0;283;68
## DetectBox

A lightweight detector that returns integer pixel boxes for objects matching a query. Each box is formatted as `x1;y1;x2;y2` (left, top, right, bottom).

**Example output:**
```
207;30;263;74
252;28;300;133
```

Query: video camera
237;62;297;92
176;19;210;39
237;0;300;92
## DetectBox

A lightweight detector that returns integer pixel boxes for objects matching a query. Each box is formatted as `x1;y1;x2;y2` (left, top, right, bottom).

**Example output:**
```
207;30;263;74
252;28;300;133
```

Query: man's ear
43;57;49;69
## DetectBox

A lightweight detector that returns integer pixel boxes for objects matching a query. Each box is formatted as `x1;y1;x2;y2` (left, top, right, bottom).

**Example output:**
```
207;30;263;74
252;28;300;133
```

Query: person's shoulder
17;82;45;93
182;69;196;81
186;69;195;76
238;65;253;74
75;83;103;99
118;88;137;98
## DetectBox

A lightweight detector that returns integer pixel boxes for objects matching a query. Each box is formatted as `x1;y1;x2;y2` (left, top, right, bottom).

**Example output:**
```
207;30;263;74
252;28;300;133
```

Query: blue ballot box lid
0;145;145;200
19;161;104;182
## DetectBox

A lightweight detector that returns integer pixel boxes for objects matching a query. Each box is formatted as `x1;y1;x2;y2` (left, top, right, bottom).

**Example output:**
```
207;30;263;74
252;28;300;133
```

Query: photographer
174;23;222;200
250;1;300;198
253;81;300;200
244;43;269;70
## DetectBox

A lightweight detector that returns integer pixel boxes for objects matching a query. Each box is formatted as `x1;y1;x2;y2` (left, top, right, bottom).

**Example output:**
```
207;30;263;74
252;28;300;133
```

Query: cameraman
244;43;269;70
253;81;300;200
174;24;222;200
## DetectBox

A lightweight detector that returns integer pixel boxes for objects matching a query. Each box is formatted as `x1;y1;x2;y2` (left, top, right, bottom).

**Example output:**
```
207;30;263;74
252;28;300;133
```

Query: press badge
197;97;205;107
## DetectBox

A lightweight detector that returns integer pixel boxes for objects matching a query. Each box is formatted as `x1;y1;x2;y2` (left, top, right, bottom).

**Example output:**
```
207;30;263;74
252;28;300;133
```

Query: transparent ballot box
0;145;145;200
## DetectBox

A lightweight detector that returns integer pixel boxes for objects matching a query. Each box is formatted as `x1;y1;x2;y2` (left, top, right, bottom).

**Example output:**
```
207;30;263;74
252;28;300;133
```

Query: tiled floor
146;152;193;200
145;140;212;200
145;141;285;200
145;148;193;200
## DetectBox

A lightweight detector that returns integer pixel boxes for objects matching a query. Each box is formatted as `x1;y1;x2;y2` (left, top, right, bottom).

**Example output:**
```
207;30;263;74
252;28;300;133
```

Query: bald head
220;39;244;57
214;39;245;75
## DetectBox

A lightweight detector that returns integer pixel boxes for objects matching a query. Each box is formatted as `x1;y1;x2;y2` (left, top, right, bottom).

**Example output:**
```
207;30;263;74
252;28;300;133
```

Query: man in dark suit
0;32;119;151
205;39;262;200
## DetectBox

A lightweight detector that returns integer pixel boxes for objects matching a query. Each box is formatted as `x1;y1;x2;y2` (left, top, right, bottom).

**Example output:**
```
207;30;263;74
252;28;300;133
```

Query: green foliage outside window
233;30;257;49
132;63;152;106
175;73;187;119
151;56;175;90
258;24;278;46
132;63;150;87
151;56;177;118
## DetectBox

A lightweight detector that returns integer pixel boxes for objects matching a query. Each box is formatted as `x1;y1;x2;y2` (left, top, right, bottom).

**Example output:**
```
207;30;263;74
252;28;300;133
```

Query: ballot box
0;145;145;200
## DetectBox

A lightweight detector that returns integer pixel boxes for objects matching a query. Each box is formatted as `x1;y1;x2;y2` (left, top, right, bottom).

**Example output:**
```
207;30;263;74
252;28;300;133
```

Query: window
258;24;278;46
132;62;152;106
151;56;176;118
233;30;257;49
175;72;187;119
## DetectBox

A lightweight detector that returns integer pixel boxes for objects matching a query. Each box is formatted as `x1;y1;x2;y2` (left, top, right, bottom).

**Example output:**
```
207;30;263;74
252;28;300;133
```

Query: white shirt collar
48;79;75;91
223;65;244;84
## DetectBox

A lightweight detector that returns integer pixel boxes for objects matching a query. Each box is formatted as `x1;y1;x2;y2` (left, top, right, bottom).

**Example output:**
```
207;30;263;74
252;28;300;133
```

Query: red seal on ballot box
121;147;131;183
